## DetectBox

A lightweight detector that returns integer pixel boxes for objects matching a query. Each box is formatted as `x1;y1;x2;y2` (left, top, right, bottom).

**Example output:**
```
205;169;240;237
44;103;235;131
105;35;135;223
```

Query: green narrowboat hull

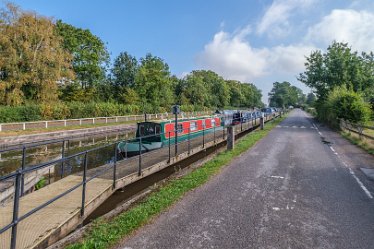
117;126;223;158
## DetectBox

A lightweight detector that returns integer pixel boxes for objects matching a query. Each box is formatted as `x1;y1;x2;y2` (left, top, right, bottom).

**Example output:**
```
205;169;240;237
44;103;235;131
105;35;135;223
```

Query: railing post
20;146;26;196
81;152;88;217
188;128;191;155
138;137;142;176
202;124;205;148
113;144;118;189
240;117;243;132
168;132;171;163
10;170;22;249
61;140;66;179
213;122;216;144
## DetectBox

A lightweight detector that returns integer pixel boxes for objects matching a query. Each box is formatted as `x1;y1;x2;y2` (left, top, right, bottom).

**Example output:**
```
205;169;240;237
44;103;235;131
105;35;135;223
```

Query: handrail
340;118;374;140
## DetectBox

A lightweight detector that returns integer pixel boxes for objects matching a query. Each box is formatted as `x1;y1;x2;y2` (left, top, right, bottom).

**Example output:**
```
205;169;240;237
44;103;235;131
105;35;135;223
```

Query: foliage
35;177;46;190
0;104;41;122
56;20;109;90
111;52;138;101
134;53;175;109
306;92;316;107
298;42;374;100
268;81;305;108
0;3;74;106
316;87;372;127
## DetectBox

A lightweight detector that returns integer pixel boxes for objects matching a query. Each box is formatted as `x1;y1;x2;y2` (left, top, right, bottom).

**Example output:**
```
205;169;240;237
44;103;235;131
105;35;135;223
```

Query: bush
0;105;42;123
316;87;372;128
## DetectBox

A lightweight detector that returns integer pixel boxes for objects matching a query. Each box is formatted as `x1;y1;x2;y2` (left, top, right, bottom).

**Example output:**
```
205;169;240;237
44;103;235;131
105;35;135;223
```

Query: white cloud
306;9;374;52
257;0;316;37
196;29;315;83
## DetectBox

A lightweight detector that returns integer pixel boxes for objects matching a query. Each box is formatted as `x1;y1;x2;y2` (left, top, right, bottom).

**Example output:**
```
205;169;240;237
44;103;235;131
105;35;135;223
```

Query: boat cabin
135;117;221;143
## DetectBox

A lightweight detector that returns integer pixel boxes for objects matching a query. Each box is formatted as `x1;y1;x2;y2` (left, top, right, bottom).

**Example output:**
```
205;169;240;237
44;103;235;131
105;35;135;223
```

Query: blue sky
3;0;374;103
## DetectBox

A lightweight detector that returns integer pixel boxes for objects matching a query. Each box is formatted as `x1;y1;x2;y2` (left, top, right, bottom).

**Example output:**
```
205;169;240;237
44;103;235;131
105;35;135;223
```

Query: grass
0;121;138;137
66;116;286;249
341;131;374;155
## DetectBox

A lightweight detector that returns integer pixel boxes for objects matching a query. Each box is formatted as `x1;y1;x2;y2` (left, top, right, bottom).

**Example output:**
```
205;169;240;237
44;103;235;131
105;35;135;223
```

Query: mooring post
227;126;235;150
260;115;264;130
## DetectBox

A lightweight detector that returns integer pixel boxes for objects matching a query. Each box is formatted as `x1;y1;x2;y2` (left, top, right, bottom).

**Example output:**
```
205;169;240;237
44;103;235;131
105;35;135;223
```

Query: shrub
316;87;372;128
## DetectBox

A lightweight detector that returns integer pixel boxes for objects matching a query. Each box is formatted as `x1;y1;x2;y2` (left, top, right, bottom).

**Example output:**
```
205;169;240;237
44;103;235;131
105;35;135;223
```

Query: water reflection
0;130;135;177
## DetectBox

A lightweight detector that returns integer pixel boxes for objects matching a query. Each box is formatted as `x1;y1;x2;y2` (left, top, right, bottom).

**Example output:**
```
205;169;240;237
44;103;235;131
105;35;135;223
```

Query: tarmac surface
118;109;374;249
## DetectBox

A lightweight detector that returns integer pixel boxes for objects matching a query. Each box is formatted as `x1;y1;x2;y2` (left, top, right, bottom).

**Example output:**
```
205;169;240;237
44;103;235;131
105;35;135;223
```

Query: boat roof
137;116;217;125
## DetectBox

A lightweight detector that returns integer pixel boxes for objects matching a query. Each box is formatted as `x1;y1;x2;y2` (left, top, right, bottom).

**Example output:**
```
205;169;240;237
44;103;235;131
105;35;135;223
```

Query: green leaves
268;81;305;108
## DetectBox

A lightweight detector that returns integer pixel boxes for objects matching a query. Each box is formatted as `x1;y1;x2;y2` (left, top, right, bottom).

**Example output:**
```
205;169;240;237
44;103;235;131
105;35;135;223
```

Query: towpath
119;109;374;249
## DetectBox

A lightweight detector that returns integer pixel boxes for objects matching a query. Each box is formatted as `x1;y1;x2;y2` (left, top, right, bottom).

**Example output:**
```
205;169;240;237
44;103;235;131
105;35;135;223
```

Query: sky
3;0;374;103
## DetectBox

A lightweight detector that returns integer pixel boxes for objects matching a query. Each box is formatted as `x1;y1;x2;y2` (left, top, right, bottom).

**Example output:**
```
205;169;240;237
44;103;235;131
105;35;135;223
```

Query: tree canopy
0;3;265;116
298;41;373;124
268;81;305;108
0;3;74;106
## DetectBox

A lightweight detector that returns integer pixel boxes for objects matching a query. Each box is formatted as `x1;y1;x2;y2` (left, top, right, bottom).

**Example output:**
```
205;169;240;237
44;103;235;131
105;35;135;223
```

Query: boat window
139;125;145;136
190;121;197;131
155;124;161;134
176;123;183;133
138;123;158;137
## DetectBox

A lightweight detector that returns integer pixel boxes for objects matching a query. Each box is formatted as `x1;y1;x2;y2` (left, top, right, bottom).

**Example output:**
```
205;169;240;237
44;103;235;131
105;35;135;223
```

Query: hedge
0;103;210;123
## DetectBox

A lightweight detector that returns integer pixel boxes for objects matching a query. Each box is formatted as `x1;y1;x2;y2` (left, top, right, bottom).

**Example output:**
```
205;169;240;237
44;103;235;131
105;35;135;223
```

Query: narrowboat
117;116;222;157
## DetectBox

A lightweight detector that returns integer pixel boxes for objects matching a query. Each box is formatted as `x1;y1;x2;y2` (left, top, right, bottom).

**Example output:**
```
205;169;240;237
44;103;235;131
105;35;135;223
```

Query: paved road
118;109;374;249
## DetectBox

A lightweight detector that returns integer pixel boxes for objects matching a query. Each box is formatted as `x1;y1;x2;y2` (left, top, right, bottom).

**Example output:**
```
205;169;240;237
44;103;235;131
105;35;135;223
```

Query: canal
0;129;136;178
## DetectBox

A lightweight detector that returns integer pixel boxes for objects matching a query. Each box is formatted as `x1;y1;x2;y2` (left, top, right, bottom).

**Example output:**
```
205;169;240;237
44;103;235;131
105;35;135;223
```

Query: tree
268;81;304;108
56;20;109;92
226;80;244;107
298;41;374;100
134;53;175;110
306;92;316;106
181;73;209;106
0;3;74;105
190;70;230;108
111;52;138;101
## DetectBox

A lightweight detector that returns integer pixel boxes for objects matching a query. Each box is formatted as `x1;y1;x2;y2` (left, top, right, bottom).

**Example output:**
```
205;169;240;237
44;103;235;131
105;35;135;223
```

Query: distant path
118;109;374;249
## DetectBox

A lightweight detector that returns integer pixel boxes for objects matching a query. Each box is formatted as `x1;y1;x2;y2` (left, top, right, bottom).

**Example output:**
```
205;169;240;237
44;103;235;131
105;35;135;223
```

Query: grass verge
341;131;374;155
66;116;286;249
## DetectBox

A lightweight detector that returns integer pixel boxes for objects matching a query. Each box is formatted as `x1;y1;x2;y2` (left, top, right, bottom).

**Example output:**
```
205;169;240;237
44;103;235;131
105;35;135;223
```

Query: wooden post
227;126;235;150
260;116;264;130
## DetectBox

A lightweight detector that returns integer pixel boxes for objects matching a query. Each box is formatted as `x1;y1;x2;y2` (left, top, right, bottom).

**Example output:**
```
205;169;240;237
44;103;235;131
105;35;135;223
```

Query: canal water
0;129;136;178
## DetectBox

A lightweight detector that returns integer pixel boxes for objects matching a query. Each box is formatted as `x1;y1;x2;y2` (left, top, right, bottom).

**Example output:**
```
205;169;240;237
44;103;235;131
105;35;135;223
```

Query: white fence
0;111;212;132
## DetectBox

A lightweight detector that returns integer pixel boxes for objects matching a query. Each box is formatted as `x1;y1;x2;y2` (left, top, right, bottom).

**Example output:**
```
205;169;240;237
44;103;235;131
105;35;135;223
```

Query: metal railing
0;113;277;249
339;119;374;140
0;111;211;132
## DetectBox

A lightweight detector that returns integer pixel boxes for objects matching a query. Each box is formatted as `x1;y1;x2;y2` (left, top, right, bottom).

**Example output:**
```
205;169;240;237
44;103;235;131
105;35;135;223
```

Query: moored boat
117;116;222;157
